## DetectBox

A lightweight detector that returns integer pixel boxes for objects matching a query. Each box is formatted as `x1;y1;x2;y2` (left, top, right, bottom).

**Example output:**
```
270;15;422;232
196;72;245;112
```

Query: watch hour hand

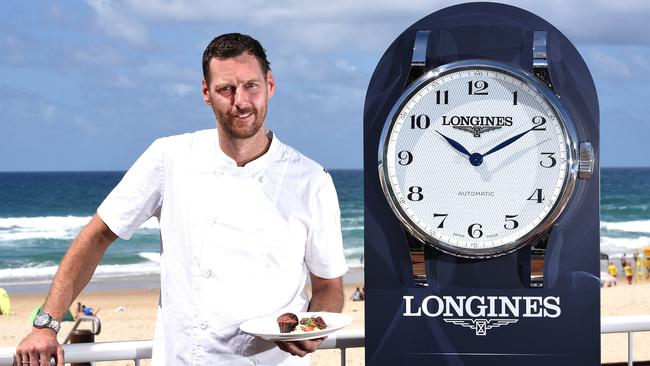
436;130;471;157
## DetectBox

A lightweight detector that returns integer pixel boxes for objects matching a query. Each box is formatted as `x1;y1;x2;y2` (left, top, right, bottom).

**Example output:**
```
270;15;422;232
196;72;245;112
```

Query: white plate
239;312;353;341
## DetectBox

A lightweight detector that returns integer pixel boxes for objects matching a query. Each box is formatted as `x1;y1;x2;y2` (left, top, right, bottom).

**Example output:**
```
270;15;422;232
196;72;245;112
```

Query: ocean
0;168;647;285
0;170;363;286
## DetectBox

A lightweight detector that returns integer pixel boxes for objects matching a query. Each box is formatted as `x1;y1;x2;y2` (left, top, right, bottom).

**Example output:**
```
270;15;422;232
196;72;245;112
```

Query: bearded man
16;33;347;366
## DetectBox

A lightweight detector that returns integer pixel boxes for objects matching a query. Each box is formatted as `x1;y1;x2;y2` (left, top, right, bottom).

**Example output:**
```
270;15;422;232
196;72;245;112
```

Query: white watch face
35;313;50;327
381;61;576;257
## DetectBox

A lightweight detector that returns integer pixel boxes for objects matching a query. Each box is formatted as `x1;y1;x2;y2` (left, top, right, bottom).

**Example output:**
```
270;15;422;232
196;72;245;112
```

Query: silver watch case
34;312;61;334
377;59;580;259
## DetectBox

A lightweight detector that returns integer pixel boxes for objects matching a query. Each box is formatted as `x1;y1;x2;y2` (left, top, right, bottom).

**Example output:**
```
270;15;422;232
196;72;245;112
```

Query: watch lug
404;30;430;89
530;231;551;288
532;30;555;92
407;235;428;286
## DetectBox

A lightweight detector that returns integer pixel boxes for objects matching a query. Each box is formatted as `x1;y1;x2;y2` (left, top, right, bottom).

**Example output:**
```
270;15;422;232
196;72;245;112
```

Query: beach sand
3;277;650;365
601;281;650;364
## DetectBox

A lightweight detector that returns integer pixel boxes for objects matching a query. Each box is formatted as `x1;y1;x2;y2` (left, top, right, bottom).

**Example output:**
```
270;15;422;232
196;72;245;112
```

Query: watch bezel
34;313;50;326
33;312;60;333
377;59;579;259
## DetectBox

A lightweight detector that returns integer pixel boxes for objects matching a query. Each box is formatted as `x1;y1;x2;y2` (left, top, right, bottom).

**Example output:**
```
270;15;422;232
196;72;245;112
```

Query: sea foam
0;215;160;241
0;261;160;283
601;220;650;234
600;236;650;256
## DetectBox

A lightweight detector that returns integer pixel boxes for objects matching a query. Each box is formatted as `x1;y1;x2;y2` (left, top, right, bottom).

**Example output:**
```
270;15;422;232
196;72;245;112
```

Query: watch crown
578;142;595;179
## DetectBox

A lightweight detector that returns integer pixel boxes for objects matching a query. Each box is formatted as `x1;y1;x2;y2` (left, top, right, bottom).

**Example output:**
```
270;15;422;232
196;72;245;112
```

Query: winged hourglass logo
453;125;501;137
444;318;518;335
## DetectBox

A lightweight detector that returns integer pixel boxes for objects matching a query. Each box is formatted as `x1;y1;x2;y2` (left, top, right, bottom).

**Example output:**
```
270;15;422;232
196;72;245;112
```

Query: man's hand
15;328;64;366
274;274;344;357
14;214;117;366
274;337;326;357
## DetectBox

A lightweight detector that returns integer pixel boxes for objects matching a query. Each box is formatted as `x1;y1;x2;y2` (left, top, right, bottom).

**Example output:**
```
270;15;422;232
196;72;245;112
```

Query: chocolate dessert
277;312;299;333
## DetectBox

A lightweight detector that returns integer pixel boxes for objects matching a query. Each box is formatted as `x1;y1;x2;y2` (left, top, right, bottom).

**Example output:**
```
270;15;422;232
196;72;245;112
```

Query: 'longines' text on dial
441;115;513;127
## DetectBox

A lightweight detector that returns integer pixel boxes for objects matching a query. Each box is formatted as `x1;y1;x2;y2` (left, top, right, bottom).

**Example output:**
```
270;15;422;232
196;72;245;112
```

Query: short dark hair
202;33;271;82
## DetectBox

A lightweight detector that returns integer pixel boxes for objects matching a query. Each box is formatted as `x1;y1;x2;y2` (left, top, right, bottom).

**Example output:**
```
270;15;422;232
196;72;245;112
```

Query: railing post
340;347;346;366
628;331;633;366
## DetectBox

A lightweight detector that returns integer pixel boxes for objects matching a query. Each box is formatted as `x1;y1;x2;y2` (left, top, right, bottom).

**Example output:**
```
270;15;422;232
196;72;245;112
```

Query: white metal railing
2;318;649;366
0;329;364;366
601;315;650;366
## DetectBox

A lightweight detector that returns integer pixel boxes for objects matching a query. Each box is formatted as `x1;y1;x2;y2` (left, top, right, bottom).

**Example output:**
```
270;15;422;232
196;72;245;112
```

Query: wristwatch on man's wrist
378;30;594;288
33;312;61;334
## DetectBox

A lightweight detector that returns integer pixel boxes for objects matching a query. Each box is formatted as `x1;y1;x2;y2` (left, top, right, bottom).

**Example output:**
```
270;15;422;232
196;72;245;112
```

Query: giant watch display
378;30;594;287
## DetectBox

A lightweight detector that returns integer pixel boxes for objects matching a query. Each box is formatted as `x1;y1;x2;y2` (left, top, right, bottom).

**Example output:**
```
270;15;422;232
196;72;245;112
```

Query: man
16;33;347;365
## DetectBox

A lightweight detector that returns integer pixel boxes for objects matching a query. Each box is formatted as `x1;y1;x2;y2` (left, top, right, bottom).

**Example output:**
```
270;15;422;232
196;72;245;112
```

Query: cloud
168;83;194;97
0;34;27;64
515;0;650;46
0;86;58;125
84;0;650;49
110;73;136;88
85;0;148;45
137;61;197;82
581;46;650;81
71;45;124;66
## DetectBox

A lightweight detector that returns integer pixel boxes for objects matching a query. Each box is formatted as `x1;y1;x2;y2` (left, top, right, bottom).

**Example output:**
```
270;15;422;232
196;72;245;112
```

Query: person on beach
607;262;618;286
624;262;633;284
15;33;347;366
351;287;364;302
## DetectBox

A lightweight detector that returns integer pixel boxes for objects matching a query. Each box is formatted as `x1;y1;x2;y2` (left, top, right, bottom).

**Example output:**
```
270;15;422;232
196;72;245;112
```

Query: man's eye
245;82;258;89
218;86;233;94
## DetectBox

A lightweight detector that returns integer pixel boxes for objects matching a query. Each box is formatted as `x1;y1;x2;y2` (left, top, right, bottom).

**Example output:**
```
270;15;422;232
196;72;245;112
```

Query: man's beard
215;105;267;140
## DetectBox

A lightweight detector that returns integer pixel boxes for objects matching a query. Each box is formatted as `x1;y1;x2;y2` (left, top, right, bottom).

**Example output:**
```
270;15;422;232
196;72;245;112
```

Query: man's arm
15;214;118;366
307;274;344;313
275;274;344;357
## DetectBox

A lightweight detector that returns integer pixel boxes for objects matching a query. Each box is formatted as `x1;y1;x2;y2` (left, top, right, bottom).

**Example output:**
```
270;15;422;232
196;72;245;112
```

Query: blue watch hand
482;126;537;157
436;130;471;157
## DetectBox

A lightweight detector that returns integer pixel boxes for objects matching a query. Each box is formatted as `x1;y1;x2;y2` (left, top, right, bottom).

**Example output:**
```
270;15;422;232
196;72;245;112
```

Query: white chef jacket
97;129;348;365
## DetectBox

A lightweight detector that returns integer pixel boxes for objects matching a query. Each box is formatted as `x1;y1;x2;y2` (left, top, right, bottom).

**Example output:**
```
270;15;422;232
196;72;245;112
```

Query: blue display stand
363;3;600;365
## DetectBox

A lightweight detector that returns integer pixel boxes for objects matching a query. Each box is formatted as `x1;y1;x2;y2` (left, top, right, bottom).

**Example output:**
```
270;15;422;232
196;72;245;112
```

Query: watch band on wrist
33;312;61;334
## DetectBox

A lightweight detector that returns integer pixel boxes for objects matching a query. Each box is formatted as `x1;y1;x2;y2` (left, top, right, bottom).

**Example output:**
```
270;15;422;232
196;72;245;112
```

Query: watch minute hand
436;130;471;157
482;126;536;157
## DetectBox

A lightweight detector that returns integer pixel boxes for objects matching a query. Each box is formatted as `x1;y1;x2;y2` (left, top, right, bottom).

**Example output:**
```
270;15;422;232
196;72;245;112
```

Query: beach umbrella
0;288;11;316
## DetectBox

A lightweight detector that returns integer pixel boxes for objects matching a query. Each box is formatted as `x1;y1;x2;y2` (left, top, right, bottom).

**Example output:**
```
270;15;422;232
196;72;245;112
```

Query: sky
1;0;649;171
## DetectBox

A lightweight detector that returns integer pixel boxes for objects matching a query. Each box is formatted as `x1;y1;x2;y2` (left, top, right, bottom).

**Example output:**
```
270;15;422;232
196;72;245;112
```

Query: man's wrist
32;326;58;336
33;312;61;334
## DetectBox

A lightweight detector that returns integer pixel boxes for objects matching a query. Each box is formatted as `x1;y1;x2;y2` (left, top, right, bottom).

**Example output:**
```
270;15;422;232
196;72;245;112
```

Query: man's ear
202;79;211;104
266;70;275;99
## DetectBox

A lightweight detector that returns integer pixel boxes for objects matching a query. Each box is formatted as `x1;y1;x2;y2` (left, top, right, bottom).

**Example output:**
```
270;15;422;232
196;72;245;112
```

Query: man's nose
233;86;250;108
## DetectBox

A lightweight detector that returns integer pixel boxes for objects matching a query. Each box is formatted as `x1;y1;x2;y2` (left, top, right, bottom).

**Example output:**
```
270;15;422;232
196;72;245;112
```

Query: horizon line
0;166;648;174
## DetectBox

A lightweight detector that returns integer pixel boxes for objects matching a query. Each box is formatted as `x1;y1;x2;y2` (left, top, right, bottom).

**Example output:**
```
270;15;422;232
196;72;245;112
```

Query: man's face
202;52;275;140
